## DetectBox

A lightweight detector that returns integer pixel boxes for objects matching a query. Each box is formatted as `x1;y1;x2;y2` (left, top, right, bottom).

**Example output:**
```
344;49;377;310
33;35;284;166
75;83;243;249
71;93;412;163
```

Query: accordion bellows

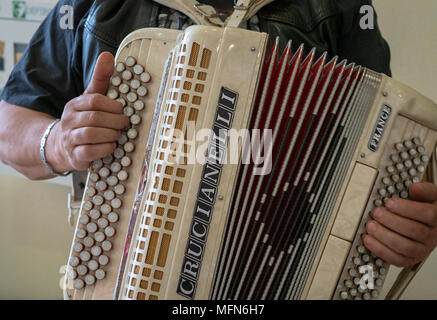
64;26;437;300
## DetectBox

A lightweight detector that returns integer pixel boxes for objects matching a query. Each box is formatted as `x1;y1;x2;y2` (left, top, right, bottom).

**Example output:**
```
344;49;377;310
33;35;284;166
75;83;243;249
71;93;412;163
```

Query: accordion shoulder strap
228;0;276;27
153;0;276;27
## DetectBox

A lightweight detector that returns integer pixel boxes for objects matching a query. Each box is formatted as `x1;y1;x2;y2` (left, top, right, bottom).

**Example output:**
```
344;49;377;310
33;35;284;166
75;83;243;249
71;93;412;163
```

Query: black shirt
0;0;391;119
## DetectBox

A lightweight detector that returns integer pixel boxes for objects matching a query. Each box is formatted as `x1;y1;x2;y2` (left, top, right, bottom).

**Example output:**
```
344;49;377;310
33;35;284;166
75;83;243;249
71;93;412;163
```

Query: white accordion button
130;79;141;89
92;159;103;170
130;114;141;125
108;212;119;223
95;269;106;280
110;76;121;87
118;133;128;145
100;204;112;215
133;64;144;75
134;100;145;111
89;173;99;182
79;214;90;225
119;83;130;94
127;92;138;103
114;184;126;195
137;86;148;97
74;279;85;290
121;156;131;167
91;246;102;257
110;162;121;173
88;260;99;271
86;222;98;233
89;209;101;220
127;128;138;139
69;256;80;267
83;200;93;211
98;255;109;266
404;140;413;149
83;236;94;248
107;88;119;100
104;226;115;238
67;268;78;280
86;186;96;198
122;70;133;81
103;190;115;201
95;181;107;192
140;72;151;83
97;217;109;229
107;175;119;187
116;97;127;107
80;251;91;262
124;142;135;153
125;56;136;67
395;143;404;151
123;106;134;117
116;62;125;73
98;167;110;179
111;198;122;209
102;240;113;251
92;195;104;206
73;242;84;253
76;227;86;239
85;274;96;286
114;147;125;159
94;232;106;243
77;265;88;276
117;170;128;181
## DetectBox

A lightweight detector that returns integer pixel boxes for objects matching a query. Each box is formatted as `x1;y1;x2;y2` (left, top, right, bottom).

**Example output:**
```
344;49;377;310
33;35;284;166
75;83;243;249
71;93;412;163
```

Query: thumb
84;52;115;95
409;182;437;203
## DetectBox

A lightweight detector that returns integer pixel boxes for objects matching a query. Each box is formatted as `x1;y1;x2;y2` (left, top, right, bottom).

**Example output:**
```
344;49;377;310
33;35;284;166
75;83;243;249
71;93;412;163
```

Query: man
0;0;436;271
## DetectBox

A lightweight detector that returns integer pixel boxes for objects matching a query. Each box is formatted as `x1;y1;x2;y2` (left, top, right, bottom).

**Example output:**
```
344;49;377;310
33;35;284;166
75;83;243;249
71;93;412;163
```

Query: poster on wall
0;41;4;71
0;41;4;91
14;43;27;64
0;0;56;22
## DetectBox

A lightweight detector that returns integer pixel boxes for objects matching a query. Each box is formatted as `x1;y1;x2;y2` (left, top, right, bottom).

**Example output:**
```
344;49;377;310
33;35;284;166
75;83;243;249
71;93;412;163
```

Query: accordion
64;26;437;300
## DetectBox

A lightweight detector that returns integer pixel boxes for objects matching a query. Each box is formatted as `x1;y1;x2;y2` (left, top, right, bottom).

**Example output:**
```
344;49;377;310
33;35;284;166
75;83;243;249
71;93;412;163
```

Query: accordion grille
123;40;212;300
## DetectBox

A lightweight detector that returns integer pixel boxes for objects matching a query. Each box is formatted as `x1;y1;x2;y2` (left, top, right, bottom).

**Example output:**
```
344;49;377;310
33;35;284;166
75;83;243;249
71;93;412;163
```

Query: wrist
43;120;71;176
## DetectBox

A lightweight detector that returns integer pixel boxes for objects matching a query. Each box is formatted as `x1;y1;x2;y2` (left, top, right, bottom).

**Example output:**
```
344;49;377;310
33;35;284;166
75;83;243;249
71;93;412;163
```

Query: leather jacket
81;0;391;88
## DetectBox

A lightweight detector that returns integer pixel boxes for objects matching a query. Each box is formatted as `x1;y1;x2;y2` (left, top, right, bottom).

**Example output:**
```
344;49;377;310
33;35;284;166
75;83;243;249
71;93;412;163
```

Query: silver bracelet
40;119;71;177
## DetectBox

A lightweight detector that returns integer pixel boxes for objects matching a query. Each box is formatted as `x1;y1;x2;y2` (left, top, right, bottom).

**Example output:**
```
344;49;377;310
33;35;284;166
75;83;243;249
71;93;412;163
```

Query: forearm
0;101;61;180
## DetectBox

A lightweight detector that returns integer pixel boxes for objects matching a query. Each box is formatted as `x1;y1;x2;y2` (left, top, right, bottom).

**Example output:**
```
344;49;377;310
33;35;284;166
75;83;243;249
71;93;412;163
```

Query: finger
386;198;437;227
72;94;123;114
72;143;117;163
75;111;130;130
372;207;430;244
409;182;437;203
84;52;115;95
70;127;121;146
363;235;418;267
366;220;427;259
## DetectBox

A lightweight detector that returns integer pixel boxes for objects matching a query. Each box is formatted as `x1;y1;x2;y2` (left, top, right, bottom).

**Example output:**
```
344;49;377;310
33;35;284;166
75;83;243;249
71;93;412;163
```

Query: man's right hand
46;52;129;173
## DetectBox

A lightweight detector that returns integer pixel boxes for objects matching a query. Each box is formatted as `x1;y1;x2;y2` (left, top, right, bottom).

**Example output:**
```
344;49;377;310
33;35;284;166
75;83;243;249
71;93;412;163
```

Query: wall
0;175;73;299
374;0;437;300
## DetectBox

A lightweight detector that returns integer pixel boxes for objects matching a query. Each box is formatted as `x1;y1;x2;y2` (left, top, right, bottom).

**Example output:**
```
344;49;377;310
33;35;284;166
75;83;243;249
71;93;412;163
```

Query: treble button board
336;136;430;300
67;56;152;290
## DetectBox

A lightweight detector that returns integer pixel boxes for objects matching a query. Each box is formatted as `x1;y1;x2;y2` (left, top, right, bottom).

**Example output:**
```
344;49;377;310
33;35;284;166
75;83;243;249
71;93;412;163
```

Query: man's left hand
363;182;437;267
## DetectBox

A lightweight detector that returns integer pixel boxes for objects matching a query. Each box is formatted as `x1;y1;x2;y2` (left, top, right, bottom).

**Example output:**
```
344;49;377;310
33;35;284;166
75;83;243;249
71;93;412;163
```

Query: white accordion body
64;26;437;300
